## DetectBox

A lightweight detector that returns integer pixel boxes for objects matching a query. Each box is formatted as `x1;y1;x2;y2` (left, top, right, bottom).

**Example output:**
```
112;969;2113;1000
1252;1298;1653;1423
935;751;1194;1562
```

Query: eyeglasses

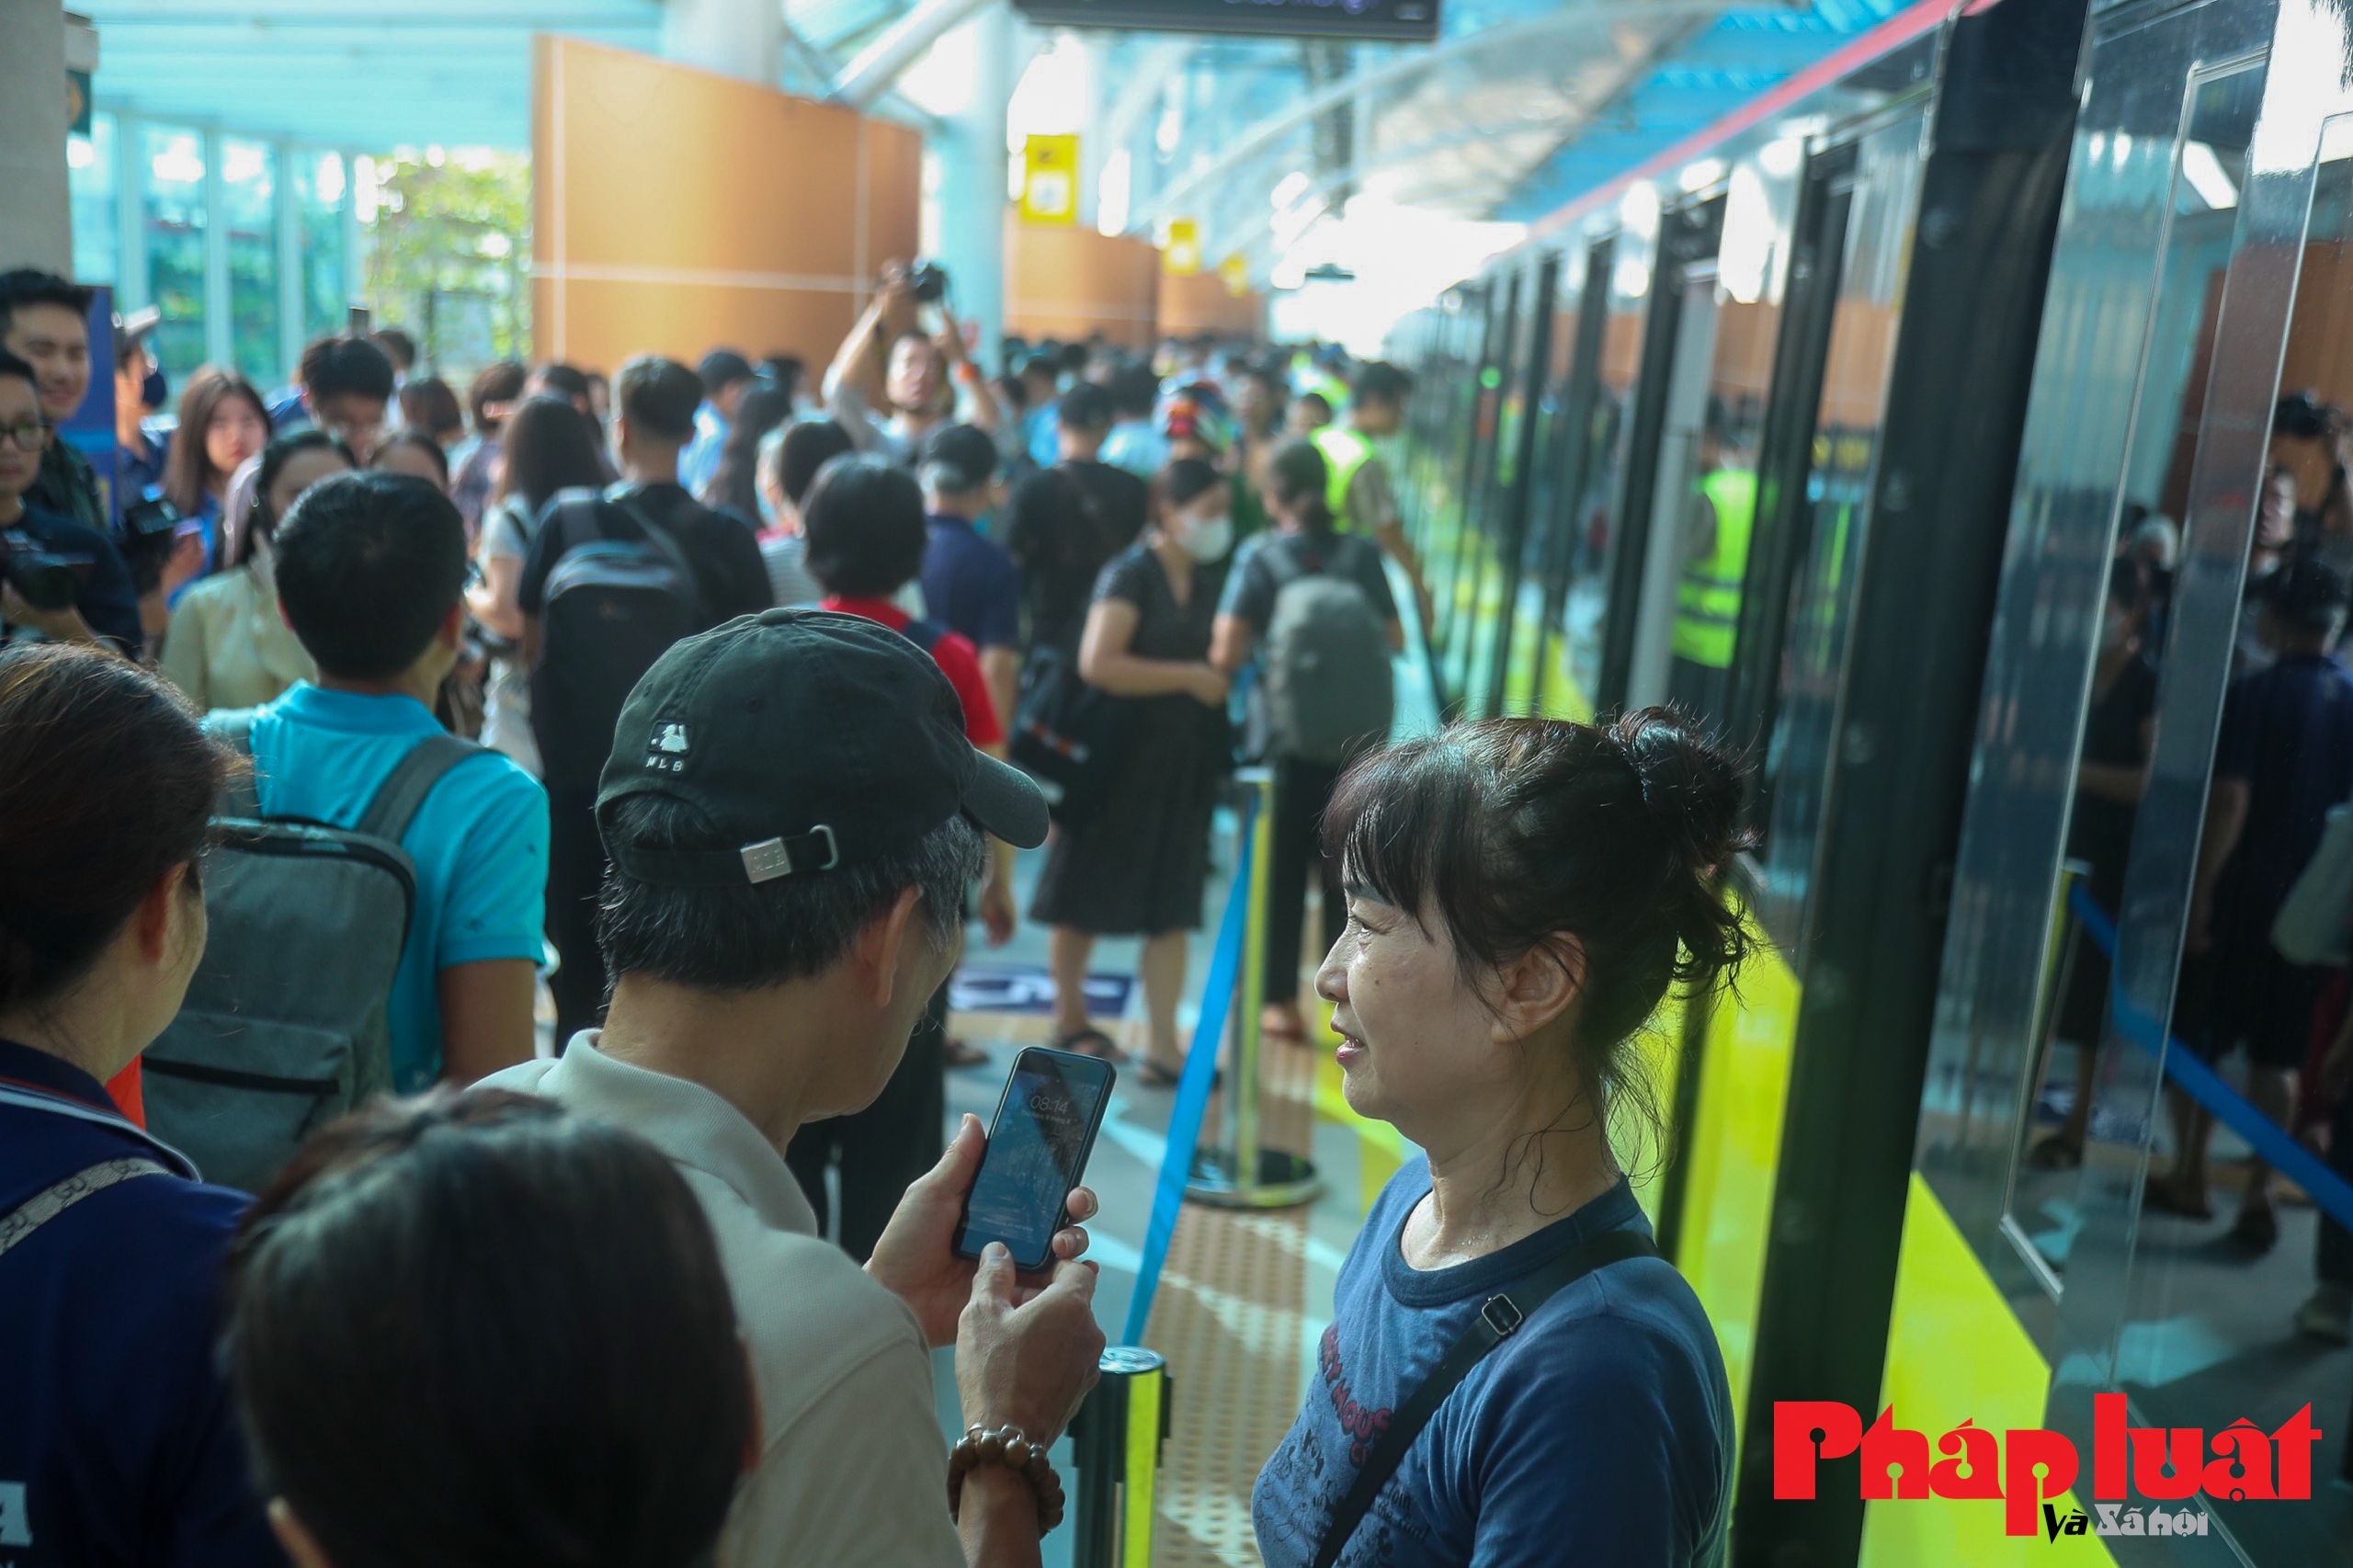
0;418;51;451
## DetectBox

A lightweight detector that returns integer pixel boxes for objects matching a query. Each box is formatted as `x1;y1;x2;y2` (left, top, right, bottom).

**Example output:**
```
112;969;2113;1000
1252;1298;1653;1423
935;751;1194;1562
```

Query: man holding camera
824;261;1001;467
0;350;142;654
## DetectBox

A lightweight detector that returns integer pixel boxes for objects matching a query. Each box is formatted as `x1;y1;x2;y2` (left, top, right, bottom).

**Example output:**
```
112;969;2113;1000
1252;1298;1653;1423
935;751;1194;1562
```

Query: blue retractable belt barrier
2068;882;2353;1232
1120;787;1259;1347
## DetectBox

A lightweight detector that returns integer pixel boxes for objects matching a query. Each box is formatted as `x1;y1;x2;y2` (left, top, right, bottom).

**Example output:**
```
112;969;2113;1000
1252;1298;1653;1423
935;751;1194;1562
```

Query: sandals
2228;1201;2280;1256
1259;1006;1307;1043
2025;1133;2084;1171
943;1039;991;1070
1136;1057;1220;1090
2143;1173;2214;1221
1054;1027;1128;1063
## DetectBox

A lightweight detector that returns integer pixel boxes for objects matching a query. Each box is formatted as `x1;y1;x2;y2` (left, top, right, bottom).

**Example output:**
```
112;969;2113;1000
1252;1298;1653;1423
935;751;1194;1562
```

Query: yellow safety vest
1312;426;1376;533
1671;469;1757;668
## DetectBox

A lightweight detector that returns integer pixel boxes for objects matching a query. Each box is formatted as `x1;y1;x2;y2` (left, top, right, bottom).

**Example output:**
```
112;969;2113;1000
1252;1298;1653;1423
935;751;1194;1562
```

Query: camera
906;259;950;304
1;529;93;614
118;490;186;596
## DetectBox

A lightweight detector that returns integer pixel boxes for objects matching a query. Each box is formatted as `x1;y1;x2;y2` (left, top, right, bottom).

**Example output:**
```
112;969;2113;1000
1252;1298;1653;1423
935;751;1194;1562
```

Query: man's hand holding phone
956;1244;1105;1445
867;1112;1098;1347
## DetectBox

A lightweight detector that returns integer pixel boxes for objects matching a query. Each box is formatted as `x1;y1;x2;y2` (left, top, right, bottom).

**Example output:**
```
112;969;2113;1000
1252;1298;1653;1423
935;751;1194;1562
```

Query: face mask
142;364;169;413
1179;513;1233;562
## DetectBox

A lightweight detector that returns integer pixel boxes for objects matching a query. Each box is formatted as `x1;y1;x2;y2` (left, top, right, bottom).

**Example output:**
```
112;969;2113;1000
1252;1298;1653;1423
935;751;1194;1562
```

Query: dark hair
2277;392;2334;442
0;269;95;333
1109;363;1160;419
531;362;593;407
395;376;464;442
1059;341;1089;377
162;367;272;516
616;356;703;444
1352;361;1413;407
1058;381;1113;432
599;795;983;989
1265;437;1336;535
275;471;470;678
494;395;608;516
467;360;529;433
298;336;397;403
232;429;358;570
371;427;450;486
1151;457;1225;523
226;1091;751;1568
755;355;805;405
1325;710;1755;1169
368;327;417;373
1020;352;1060;385
2264;556;2351;638
0;349;32;394
776;419;856;509
801;454;927;597
706;381;797;525
0;645;226;1014
2106;552;2155;616
698;348;753;392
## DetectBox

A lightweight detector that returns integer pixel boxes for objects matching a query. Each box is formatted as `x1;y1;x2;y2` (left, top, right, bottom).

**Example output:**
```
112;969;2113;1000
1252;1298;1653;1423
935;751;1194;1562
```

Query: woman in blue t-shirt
1254;709;1745;1568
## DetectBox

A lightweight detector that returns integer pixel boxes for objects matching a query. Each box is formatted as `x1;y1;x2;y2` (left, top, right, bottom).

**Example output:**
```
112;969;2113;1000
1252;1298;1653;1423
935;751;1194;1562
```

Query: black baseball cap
919;424;1000;492
699;349;754;392
597;608;1048;887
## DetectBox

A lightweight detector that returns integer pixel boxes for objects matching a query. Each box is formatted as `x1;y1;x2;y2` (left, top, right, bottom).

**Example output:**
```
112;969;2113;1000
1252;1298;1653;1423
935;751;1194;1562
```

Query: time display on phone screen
953;1048;1114;1268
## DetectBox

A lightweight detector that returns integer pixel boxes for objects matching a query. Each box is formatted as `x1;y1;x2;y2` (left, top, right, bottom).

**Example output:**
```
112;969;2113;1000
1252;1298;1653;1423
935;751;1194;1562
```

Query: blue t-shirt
220;685;550;1090
923;513;1023;653
1254;1162;1732;1568
0;1039;281;1567
2211;650;2353;950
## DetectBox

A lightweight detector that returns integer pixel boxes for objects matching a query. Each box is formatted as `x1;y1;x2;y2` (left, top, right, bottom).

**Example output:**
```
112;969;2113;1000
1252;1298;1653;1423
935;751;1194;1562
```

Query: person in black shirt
0;351;142;654
1003;381;1146;655
517;356;769;1046
2029;557;2159;1169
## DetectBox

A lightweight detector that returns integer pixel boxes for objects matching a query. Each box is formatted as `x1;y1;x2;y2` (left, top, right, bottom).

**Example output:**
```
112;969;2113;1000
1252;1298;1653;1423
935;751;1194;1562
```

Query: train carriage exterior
1388;0;2353;1562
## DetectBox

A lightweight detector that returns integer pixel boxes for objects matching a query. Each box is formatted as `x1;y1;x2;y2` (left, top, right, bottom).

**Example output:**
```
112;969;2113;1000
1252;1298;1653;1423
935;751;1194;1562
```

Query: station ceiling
78;0;1920;233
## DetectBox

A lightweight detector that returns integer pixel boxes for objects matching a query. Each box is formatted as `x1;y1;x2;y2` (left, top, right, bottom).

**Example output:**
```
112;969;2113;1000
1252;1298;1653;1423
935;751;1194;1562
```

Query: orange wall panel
1158;270;1263;339
1006;225;1160;350
534;35;920;371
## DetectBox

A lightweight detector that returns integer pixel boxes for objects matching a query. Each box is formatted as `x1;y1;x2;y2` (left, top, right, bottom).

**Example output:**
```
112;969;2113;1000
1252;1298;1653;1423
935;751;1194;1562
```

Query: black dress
2059;651;2157;1043
1030;544;1230;935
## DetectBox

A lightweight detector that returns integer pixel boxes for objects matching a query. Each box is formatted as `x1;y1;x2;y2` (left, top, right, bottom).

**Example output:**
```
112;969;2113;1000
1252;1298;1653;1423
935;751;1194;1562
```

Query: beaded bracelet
947;1423;1066;1535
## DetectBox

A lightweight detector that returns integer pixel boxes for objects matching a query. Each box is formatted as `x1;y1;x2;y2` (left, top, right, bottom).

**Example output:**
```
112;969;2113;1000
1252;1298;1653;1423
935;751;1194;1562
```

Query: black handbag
1009;642;1131;826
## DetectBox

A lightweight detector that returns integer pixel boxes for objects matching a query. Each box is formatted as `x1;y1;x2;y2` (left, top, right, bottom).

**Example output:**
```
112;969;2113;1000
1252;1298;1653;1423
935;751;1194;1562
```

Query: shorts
2172;939;2328;1071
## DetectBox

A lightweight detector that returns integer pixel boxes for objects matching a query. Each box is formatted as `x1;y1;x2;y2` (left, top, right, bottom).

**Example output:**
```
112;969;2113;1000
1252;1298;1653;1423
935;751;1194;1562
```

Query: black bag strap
356;733;483;844
1310;1226;1659;1568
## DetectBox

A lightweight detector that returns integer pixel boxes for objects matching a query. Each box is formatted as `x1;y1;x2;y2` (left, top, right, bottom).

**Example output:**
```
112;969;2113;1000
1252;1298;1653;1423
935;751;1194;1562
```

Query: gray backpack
1261;537;1395;765
142;715;480;1194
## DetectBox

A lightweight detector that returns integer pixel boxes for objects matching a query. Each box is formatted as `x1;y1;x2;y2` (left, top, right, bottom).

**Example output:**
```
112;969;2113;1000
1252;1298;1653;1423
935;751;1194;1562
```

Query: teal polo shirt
215;685;550;1090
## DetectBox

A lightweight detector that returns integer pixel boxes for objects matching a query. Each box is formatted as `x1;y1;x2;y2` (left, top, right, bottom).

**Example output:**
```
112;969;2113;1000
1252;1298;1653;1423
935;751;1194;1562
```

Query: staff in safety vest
1667;401;1756;718
1311;361;1430;630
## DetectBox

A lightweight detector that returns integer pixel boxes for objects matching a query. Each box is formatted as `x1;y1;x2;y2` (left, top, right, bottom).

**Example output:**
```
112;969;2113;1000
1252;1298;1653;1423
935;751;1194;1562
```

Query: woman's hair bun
1605;705;1756;990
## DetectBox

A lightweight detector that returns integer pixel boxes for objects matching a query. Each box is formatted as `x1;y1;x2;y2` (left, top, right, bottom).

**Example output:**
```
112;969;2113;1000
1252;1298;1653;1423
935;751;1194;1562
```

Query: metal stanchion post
1187;767;1322;1208
1068;1347;1170;1568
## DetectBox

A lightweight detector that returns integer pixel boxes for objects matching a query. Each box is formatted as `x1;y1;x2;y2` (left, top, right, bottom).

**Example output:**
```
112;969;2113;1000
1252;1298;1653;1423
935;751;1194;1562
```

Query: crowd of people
0;255;1745;1568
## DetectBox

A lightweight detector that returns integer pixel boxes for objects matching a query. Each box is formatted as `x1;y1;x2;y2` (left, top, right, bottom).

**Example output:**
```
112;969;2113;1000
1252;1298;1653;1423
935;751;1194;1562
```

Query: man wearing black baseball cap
485;608;1102;1568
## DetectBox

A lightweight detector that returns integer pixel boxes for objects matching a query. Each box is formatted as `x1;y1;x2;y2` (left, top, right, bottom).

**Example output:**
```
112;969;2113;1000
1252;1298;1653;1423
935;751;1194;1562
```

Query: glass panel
1565;220;1660;708
1505;251;1588;717
296;152;348;347
68;112;117;287
1465;260;1550;718
1439;276;1518;700
222;139;278;387
1753;114;1925;942
141;125;208;382
2007;68;2268;1279
1663;169;1790;732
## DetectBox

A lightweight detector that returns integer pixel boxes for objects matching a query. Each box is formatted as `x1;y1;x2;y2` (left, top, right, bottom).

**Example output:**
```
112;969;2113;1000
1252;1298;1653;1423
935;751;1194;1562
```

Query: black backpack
529;490;711;790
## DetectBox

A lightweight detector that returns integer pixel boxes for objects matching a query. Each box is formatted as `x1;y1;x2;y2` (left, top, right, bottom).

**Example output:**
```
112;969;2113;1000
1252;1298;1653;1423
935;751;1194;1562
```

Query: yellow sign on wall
1019;133;1080;225
1164;218;1202;276
1219;253;1249;297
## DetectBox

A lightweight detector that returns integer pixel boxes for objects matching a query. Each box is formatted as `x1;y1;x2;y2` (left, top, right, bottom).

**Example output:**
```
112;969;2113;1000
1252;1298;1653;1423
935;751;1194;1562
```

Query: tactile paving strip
1142;1034;1322;1566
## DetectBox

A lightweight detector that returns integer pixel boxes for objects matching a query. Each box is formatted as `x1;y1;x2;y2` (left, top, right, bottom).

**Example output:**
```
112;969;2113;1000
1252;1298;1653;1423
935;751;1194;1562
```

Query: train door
1434;272;1518;706
1905;0;2353;1560
1467;255;1559;719
1503;247;1597;719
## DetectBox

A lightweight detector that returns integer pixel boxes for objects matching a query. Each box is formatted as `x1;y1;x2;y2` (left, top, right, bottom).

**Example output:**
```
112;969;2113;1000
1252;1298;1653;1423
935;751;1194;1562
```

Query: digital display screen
956;1052;1111;1265
1011;0;1439;44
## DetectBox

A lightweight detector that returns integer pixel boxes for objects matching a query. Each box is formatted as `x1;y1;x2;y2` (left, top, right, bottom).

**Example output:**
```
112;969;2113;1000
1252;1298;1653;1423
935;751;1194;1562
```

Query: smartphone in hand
952;1046;1115;1271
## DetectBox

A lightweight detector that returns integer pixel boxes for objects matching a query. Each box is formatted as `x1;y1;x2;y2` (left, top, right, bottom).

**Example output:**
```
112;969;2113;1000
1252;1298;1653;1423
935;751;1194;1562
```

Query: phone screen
953;1048;1114;1268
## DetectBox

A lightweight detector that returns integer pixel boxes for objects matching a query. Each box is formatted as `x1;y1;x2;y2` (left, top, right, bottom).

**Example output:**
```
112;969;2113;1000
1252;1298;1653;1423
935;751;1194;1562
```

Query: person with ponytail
1253;710;1745;1568
1212;436;1403;1043
0;643;282;1563
1032;456;1234;1083
160;430;355;712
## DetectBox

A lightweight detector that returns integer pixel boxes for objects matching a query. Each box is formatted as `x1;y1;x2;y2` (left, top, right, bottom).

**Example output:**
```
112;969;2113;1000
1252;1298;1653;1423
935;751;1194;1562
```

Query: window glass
68;112;117;288
296;152;348;345
142;125;207;381
222;139;278;386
